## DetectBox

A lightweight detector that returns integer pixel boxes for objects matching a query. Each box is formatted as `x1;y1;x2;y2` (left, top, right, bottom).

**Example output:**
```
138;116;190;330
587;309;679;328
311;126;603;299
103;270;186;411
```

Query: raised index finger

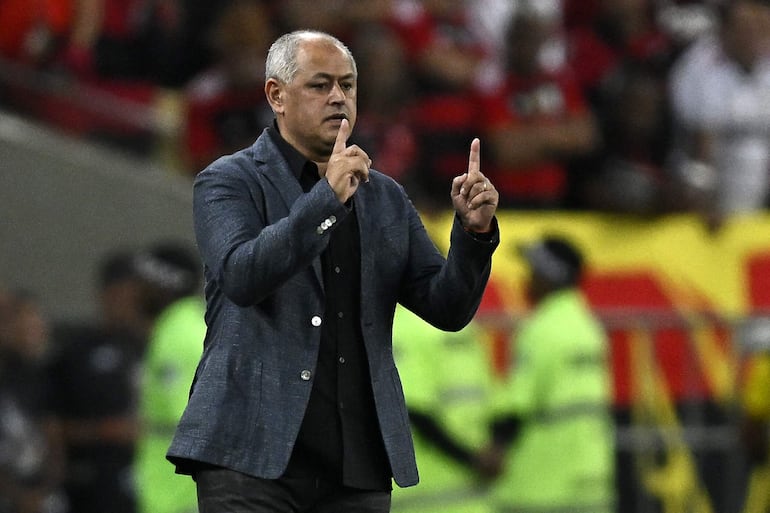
333;118;350;155
467;137;481;178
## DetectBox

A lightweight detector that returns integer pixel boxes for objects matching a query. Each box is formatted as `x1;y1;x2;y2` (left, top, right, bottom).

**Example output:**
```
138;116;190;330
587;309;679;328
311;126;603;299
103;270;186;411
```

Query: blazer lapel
254;131;324;288
354;185;376;292
255;131;303;211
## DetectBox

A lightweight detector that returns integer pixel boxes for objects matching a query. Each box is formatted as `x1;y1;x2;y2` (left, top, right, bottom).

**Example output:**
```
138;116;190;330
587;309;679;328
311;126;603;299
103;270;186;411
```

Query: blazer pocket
223;357;263;441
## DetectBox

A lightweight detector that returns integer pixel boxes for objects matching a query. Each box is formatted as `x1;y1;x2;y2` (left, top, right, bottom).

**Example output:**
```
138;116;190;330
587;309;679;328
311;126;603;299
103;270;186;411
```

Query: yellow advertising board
425;209;770;317
424;209;770;405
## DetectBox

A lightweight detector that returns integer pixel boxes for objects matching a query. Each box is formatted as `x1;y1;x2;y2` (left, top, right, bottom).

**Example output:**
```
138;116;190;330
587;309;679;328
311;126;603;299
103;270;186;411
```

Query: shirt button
337;312;344;318
338;356;345;364
311;316;322;327
300;370;312;381
334;266;341;274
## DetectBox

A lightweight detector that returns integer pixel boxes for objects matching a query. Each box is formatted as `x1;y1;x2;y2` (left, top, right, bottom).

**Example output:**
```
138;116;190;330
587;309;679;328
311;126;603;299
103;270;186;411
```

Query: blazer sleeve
192;156;349;306
397;201;500;332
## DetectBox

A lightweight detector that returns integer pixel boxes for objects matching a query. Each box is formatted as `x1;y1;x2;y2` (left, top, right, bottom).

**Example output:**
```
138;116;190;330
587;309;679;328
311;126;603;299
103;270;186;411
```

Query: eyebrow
309;72;357;81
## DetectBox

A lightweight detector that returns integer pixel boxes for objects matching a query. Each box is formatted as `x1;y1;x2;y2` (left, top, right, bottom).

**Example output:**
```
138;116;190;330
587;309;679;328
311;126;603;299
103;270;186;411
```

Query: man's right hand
325;119;371;203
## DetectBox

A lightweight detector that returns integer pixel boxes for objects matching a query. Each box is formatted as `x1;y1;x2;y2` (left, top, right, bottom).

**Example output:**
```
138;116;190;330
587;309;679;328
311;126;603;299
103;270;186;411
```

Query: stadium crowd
3;0;769;224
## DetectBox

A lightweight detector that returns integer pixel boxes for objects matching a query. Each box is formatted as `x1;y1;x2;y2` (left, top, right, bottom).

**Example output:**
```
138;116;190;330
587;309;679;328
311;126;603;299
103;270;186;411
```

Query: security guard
133;243;206;513
391;304;496;513
484;235;615;513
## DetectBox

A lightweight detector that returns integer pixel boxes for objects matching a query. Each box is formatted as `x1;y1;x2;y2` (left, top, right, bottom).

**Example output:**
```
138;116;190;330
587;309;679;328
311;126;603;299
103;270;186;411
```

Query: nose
329;82;346;103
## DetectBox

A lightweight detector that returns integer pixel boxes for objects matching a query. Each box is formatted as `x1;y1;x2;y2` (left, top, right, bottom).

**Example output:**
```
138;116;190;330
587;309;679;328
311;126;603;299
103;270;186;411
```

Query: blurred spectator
0;0;72;67
656;0;717;50
277;0;392;37
387;0;486;92
0;289;67;513
347;25;418;186
133;241;204;513
0;0;73;116
481;236;615;513
45;0;179;153
468;0;562;83
568;63;676;215
385;0;489;207
390;304;495;513
47;249;149;513
477;7;600;209
561;0;677;217
59;0;224;87
668;0;770;232
17;0;230;157
180;0;276;176
564;0;673;106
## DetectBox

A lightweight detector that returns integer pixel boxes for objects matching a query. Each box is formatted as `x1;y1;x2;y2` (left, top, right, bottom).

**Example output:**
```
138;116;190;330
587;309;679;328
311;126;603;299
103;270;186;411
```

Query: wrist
463;224;492;234
462;223;496;242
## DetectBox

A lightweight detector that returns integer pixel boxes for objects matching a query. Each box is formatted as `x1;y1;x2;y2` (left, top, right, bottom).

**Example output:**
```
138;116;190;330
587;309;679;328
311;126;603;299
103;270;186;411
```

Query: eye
307;81;329;91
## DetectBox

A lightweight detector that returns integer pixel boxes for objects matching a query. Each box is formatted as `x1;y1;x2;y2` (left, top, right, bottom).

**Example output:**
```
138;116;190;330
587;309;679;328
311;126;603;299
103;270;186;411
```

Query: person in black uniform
47;250;150;513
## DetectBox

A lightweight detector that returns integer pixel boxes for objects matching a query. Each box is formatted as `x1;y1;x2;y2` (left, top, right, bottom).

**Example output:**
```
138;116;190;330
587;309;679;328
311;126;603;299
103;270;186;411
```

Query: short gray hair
265;30;357;84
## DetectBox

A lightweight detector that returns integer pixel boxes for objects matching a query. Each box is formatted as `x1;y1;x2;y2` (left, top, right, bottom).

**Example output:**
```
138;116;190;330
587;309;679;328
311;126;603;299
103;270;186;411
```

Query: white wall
0;111;195;322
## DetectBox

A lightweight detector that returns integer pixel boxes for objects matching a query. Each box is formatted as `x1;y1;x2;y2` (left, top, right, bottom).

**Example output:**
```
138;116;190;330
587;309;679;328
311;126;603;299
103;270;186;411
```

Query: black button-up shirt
267;127;391;491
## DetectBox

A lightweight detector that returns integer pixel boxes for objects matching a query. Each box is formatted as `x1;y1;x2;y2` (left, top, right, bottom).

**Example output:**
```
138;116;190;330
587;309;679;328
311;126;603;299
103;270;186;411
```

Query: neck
315;160;328;177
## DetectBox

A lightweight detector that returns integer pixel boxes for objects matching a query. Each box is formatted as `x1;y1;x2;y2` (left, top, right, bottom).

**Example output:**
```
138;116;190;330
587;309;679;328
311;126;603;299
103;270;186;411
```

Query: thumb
332;118;349;154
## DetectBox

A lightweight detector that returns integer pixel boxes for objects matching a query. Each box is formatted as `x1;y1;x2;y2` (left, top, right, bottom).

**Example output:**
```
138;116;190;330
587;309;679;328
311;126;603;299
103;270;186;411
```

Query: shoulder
361;169;415;213
195;130;276;182
670;35;721;79
369;168;405;190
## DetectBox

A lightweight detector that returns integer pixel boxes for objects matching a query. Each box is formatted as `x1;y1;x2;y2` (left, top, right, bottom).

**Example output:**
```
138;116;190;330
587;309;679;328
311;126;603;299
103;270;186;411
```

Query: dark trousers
195;467;391;513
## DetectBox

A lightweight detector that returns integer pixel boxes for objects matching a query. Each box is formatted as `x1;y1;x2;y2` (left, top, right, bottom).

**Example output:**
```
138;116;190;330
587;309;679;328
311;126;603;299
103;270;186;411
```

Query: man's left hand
451;138;498;233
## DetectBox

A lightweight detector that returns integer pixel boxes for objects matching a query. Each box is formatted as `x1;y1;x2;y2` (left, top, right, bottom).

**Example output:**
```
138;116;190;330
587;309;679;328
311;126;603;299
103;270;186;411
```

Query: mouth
325;113;348;123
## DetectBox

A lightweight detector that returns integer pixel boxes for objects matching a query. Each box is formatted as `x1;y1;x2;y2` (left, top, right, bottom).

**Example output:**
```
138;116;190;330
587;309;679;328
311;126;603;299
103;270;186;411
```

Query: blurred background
3;0;770;512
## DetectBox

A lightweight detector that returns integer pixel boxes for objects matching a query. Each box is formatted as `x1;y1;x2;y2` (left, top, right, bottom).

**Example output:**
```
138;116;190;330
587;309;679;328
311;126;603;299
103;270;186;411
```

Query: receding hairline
265;30;357;84
296;33;355;62
294;30;346;47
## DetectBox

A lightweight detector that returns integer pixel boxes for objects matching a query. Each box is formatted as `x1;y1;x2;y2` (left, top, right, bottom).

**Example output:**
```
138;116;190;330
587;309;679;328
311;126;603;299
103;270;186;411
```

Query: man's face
269;38;357;162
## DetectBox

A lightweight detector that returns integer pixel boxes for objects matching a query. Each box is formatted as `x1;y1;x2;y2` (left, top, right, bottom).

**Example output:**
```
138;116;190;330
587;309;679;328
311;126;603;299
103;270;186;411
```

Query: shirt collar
266;121;319;189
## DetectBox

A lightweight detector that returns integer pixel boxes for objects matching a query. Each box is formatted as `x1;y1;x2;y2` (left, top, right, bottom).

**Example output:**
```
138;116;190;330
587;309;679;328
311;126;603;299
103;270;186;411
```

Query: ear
265;78;284;114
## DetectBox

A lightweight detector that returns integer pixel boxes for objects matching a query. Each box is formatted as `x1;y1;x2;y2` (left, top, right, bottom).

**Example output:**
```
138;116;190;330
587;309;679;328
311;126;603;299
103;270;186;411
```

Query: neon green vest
135;296;206;513
391;305;494;513
490;290;615;513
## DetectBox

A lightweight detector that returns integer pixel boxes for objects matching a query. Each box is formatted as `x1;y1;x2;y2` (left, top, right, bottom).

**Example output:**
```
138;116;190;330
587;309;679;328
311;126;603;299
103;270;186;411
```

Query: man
166;30;500;513
48;250;149;513
391;304;495;513
668;0;770;231
181;0;276;175
133;242;205;513
483;235;615;513
0;290;66;513
478;7;599;208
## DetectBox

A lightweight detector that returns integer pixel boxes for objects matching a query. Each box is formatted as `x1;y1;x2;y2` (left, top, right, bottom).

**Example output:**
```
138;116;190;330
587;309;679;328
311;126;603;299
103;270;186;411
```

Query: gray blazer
167;129;498;487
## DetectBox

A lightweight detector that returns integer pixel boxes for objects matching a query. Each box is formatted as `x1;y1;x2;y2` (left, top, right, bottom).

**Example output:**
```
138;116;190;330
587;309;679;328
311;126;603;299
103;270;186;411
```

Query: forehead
295;38;355;77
